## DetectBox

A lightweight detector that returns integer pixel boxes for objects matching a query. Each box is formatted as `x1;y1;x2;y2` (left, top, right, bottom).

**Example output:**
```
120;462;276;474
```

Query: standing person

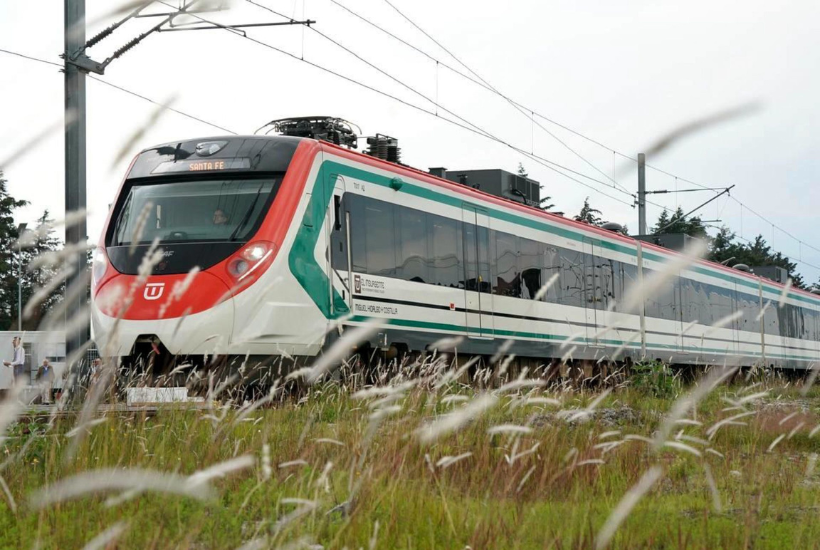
36;359;55;404
2;336;26;385
90;357;102;386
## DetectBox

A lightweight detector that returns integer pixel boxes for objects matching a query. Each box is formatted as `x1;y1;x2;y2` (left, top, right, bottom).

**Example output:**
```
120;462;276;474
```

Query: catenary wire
0;47;237;135
0;47;62;67
246;0;634;198
323;1;819;266
164;2;637;207
2;40;813;270
351;0;633;194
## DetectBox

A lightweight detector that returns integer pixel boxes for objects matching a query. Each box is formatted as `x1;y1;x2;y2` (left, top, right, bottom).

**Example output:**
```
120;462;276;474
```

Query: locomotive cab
91;136;308;379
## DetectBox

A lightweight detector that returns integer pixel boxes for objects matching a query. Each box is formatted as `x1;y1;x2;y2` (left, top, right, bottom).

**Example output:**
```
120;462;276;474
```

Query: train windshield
112;177;279;245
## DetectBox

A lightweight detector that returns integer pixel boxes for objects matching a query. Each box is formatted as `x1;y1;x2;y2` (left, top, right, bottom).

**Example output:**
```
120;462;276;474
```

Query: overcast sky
1;0;818;280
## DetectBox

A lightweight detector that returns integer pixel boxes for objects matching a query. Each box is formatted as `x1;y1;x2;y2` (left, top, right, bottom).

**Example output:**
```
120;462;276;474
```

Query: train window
519;238;541;300
621;262;639;313
330;195;348;271
396;207;428;283
476;225;492;294
349;195;368;274
429;215;462;288
111;178;278;245
738;291;760;335
363;200;397;277
599;258;616;308
494;231;519;297
540;244;562;303
463;223;479;291
558;249;585;308
764;299;780;336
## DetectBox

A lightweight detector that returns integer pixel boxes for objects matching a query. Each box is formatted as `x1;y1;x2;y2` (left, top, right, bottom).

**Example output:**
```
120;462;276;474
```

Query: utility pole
637;153;646;235
64;0;88;363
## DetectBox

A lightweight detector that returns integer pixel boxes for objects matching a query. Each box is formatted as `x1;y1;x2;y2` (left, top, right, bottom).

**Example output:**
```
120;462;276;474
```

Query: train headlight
227;258;250;278
242;243;268;262
92;248;108;287
225;241;276;282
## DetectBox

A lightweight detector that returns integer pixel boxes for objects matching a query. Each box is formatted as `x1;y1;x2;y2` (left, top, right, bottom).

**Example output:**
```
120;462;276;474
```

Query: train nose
92;271;236;357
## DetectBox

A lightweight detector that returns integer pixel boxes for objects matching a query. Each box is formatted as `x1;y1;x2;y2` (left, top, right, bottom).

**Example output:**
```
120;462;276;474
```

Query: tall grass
2;366;820;549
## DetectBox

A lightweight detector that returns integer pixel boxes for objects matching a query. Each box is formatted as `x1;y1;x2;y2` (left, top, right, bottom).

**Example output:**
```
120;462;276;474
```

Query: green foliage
708;226;805;288
575;196;603;226
653;206;708;238
629;360;681;398
18;210;64;330
517;163;555;211
0;171;29;331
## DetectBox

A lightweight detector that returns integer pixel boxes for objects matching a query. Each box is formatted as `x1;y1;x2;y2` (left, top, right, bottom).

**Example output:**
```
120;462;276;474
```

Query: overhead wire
0;47;237;135
3;22;815;272
248;0;631;196
169;2;636;207
361;2;818;272
378;0;632;194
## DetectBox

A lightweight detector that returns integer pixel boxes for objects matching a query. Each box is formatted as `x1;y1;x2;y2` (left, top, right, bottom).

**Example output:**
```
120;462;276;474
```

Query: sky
1;0;819;281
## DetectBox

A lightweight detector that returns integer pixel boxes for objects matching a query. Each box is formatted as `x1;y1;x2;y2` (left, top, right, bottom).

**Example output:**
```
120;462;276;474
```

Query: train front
90;135;314;372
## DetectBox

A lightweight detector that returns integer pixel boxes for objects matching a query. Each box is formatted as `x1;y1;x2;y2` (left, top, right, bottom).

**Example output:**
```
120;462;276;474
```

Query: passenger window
494;232;519;297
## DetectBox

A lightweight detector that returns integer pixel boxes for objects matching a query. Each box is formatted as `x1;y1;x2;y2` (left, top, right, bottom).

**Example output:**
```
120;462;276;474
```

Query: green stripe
348;315;820;363
287;160;820;346
287;163;348;318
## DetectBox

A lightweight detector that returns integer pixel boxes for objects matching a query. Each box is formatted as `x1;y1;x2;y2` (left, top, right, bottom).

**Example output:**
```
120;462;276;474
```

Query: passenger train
90;129;820;378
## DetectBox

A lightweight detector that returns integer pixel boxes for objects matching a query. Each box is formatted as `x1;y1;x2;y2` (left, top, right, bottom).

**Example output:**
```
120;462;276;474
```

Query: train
90;121;820;381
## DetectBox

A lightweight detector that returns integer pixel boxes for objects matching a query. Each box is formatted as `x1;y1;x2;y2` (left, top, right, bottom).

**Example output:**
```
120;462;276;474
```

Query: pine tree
517;163;554;211
706;227;805;288
575;197;603;226
0;172;28;331
653;206;707;238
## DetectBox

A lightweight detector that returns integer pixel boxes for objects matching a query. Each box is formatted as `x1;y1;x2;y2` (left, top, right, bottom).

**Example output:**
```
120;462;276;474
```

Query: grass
3;370;820;549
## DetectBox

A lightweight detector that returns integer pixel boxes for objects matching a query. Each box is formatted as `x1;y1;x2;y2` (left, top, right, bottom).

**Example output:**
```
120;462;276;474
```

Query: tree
0;172;28;331
539;190;555;212
652;206;707;238
18;211;64;330
517;163;554;211
707;226;805;288
575;197;603;226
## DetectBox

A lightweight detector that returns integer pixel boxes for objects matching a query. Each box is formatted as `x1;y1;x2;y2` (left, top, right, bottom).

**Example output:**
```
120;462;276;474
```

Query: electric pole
637;152;646;235
64;0;88;364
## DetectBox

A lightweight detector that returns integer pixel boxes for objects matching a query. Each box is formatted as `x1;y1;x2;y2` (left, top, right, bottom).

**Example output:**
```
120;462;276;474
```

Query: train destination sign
152;158;252;174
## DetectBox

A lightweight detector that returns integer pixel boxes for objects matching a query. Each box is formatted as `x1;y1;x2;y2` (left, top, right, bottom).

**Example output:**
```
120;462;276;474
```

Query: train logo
354;274;361;294
143;283;165;301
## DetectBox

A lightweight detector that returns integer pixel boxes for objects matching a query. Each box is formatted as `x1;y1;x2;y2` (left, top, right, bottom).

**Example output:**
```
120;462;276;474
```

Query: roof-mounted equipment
258;116;360;149
364;134;401;164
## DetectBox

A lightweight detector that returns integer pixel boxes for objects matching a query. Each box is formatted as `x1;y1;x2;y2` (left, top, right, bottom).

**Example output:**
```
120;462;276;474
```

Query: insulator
112;35;143;60
86;25;116;49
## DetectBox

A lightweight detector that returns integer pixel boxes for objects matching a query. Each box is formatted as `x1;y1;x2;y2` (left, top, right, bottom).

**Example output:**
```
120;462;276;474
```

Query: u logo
143;283;165;301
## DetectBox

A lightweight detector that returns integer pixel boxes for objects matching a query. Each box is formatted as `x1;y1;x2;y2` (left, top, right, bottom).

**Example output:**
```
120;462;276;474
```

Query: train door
462;205;494;338
672;274;684;356
731;283;741;356
582;239;603;345
327;174;351;315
